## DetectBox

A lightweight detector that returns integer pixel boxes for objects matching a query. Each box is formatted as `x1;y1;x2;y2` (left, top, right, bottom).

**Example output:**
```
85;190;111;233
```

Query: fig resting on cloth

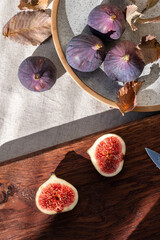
18;56;57;92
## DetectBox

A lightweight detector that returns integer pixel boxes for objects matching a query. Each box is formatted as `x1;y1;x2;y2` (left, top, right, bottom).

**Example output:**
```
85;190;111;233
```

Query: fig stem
34;73;41;80
110;15;116;21
92;44;102;50
123;54;130;62
50;172;55;177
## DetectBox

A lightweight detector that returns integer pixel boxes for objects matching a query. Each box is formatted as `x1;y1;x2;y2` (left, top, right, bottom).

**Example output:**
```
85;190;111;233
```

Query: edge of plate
51;0;160;112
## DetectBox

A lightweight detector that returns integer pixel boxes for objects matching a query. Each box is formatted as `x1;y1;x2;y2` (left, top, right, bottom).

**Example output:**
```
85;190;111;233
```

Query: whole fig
104;40;145;83
66;34;106;72
88;4;126;40
18;56;57;92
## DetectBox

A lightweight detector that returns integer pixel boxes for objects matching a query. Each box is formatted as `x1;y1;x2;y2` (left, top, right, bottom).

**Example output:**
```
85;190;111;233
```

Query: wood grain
51;0;160;112
0;114;160;240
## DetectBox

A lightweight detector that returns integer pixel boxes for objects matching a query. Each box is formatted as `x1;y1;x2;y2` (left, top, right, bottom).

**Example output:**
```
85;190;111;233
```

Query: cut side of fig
35;174;78;215
87;134;126;177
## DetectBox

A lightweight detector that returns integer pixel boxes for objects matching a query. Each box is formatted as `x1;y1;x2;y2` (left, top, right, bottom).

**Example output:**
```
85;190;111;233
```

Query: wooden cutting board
0;114;160;240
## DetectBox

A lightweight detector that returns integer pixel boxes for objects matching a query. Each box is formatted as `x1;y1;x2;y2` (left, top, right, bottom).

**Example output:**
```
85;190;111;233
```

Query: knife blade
145;148;160;169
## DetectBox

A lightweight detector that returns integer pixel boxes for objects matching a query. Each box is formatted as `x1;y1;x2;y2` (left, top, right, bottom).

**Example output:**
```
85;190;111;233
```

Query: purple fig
104;40;145;83
88;4;126;40
66;34;106;72
18;56;57;92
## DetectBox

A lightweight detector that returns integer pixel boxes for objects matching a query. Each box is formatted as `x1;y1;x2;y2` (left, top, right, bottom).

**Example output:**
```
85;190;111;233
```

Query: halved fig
35;174;78;214
87;134;126;177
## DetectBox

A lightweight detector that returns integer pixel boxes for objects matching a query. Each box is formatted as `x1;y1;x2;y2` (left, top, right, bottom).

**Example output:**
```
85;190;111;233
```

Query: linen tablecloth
0;0;156;162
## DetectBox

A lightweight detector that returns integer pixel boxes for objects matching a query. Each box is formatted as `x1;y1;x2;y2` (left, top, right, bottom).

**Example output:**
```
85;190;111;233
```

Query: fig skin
18;56;57;92
66;34;106;72
104;40;145;83
88;4;126;40
87;134;126;177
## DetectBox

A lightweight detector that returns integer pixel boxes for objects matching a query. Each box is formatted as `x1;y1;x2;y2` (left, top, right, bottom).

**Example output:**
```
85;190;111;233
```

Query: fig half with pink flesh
87;134;126;177
35;174;78;215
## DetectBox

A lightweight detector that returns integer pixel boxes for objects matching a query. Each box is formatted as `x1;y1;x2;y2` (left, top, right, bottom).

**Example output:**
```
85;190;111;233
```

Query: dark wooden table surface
0;114;160;240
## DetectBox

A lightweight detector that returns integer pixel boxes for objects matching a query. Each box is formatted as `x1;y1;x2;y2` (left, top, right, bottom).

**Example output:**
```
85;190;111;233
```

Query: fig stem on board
49;172;55;177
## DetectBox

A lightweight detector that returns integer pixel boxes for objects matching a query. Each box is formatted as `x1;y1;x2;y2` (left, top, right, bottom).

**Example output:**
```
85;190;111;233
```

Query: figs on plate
35;174;78;215
18;56;57;92
66;34;106;72
87;134;126;177
104;40;145;82
88;4;126;40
